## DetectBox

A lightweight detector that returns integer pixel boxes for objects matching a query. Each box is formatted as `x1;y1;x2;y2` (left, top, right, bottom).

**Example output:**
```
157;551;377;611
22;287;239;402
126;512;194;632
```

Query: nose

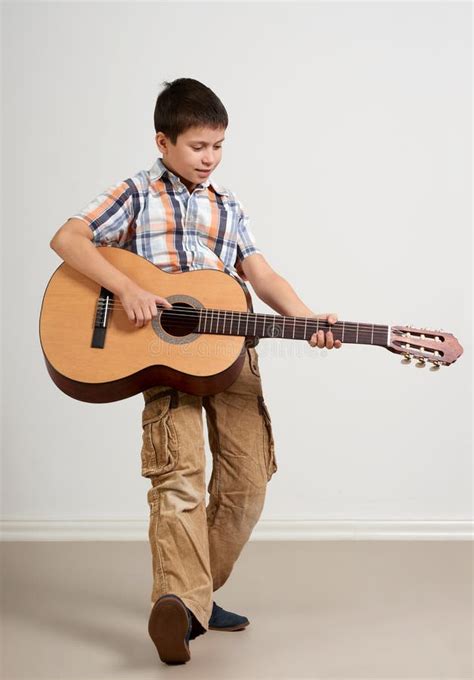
202;151;217;167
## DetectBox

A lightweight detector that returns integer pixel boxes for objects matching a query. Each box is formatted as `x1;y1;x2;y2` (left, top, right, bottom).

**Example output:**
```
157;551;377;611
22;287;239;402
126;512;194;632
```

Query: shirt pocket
196;198;237;251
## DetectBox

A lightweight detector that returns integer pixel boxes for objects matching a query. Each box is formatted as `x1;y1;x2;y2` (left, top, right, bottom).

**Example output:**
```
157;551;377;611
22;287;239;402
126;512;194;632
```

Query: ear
155;131;167;154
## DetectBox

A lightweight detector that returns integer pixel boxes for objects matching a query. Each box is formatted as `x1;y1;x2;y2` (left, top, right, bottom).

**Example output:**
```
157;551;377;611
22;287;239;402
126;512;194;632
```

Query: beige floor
1;541;472;679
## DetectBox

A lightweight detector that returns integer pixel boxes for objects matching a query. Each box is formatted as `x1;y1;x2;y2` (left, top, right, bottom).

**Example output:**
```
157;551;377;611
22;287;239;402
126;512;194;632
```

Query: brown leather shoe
148;594;192;665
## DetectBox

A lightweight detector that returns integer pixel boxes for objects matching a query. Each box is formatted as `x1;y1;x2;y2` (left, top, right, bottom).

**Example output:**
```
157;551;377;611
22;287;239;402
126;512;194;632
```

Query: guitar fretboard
192;309;389;346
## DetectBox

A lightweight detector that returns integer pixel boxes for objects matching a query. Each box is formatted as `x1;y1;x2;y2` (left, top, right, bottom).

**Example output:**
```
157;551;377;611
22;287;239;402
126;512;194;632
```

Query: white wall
1;1;471;538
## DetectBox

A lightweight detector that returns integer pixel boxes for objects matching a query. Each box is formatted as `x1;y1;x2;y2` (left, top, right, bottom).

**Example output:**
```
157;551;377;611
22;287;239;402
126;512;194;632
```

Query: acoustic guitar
39;247;463;403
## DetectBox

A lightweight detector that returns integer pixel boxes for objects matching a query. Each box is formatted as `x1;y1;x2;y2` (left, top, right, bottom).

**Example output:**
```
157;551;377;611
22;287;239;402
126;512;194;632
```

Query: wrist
115;275;137;297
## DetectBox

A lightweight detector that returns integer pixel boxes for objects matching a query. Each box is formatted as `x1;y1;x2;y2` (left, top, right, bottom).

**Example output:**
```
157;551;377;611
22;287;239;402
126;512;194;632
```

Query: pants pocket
140;393;179;477
247;346;261;377
258;396;277;481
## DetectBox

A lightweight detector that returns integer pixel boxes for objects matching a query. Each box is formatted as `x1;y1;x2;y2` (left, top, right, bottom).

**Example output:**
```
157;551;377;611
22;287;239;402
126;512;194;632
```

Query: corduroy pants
140;345;277;632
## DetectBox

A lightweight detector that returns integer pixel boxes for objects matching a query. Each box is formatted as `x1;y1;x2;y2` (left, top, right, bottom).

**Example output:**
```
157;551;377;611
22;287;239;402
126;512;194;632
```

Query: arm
239;253;342;349
50;219;135;297
50;219;172;327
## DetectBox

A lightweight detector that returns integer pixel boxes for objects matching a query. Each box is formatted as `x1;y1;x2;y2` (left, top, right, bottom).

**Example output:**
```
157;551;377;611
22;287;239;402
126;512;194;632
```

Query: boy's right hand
118;281;173;328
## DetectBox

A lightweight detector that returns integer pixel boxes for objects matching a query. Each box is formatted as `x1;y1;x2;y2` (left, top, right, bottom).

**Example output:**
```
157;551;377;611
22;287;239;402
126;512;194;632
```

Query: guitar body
39;247;250;402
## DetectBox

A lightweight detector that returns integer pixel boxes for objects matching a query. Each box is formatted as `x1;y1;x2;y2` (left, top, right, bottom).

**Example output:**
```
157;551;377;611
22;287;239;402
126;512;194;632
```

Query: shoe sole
148;594;191;665
208;621;250;632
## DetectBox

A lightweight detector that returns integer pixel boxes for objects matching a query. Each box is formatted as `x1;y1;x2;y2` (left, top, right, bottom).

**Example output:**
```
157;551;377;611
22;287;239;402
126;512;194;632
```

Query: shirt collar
149;157;229;196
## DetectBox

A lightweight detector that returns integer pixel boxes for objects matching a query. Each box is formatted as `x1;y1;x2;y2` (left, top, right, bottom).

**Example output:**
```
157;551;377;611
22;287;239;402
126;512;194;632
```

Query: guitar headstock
388;325;463;370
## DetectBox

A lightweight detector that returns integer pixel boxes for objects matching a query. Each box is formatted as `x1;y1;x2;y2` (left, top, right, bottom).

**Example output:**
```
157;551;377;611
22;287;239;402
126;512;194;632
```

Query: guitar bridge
91;287;114;349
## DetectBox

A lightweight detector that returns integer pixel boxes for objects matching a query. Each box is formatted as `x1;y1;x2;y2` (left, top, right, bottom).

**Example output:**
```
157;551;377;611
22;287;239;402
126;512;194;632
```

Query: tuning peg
429;361;441;372
416;358;426;368
401;353;412;364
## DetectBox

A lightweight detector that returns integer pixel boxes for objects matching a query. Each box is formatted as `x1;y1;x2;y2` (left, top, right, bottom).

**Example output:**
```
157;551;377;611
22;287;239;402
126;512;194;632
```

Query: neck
161;157;197;193
192;308;389;346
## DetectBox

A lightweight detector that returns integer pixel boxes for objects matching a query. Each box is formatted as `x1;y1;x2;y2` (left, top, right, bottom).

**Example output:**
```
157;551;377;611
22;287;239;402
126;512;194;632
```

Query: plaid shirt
70;157;261;285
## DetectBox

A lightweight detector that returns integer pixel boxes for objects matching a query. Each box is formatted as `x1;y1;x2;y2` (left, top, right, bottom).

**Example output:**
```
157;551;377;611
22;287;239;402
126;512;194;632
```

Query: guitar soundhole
160;302;199;337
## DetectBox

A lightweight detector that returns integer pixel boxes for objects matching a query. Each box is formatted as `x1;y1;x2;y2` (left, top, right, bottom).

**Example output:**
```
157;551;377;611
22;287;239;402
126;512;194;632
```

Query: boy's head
154;78;228;190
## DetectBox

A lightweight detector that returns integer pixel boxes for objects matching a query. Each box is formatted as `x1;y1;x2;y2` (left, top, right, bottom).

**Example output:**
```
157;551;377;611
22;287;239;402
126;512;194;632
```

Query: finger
326;330;334;349
124;305;135;324
317;330;325;348
327;314;338;324
156;296;172;309
335;339;342;349
141;305;151;326
135;306;145;327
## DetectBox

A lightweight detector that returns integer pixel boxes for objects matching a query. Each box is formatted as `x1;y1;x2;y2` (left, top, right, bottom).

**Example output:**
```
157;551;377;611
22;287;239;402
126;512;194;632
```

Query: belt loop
170;389;179;409
145;387;180;407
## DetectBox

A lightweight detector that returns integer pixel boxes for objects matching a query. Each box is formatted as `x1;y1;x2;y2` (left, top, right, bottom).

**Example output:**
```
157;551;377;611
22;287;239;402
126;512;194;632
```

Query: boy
50;78;342;665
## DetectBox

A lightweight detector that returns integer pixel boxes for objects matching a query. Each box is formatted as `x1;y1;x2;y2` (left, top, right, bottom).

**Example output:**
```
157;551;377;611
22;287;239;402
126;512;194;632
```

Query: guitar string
91;314;400;340
93;302;440;338
96;316;389;337
93;318;390;341
93;301;392;333
94;307;442;346
93;299;413;332
91;304;439;349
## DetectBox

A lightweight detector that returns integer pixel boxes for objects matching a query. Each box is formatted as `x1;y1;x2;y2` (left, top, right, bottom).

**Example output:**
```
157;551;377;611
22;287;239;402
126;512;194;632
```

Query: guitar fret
193;308;388;347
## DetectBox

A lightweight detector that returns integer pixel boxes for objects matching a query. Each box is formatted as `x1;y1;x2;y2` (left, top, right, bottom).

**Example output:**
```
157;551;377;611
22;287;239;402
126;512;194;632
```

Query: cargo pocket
147;485;161;517
140;394;179;478
248;346;261;377
258;396;277;481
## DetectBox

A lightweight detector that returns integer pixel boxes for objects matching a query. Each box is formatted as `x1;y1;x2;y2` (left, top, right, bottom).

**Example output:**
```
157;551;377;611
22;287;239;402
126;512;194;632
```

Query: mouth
196;169;211;175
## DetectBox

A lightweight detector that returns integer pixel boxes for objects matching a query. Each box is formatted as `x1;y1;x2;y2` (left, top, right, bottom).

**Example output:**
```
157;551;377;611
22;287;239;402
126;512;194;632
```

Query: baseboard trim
1;519;472;541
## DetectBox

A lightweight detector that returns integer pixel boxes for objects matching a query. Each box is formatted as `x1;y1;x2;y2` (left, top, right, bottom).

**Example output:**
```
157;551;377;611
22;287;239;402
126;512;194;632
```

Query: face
155;125;226;191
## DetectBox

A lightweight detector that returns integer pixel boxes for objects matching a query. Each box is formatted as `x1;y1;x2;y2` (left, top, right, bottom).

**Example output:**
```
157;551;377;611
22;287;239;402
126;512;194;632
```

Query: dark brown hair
154;78;228;144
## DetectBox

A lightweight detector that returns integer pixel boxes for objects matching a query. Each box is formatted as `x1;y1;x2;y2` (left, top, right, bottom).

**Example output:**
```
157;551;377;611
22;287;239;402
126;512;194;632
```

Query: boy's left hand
308;313;342;349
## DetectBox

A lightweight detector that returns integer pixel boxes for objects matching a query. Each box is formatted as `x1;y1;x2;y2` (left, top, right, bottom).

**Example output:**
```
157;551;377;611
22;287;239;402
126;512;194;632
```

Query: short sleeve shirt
69;157;261;285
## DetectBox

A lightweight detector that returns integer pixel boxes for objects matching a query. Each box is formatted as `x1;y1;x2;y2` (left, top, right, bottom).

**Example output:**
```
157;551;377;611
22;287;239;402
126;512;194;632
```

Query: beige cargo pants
140;344;277;632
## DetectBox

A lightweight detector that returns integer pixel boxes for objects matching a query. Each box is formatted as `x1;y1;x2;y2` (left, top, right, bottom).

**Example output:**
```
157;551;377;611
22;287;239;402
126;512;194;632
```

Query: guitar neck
194;309;389;347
